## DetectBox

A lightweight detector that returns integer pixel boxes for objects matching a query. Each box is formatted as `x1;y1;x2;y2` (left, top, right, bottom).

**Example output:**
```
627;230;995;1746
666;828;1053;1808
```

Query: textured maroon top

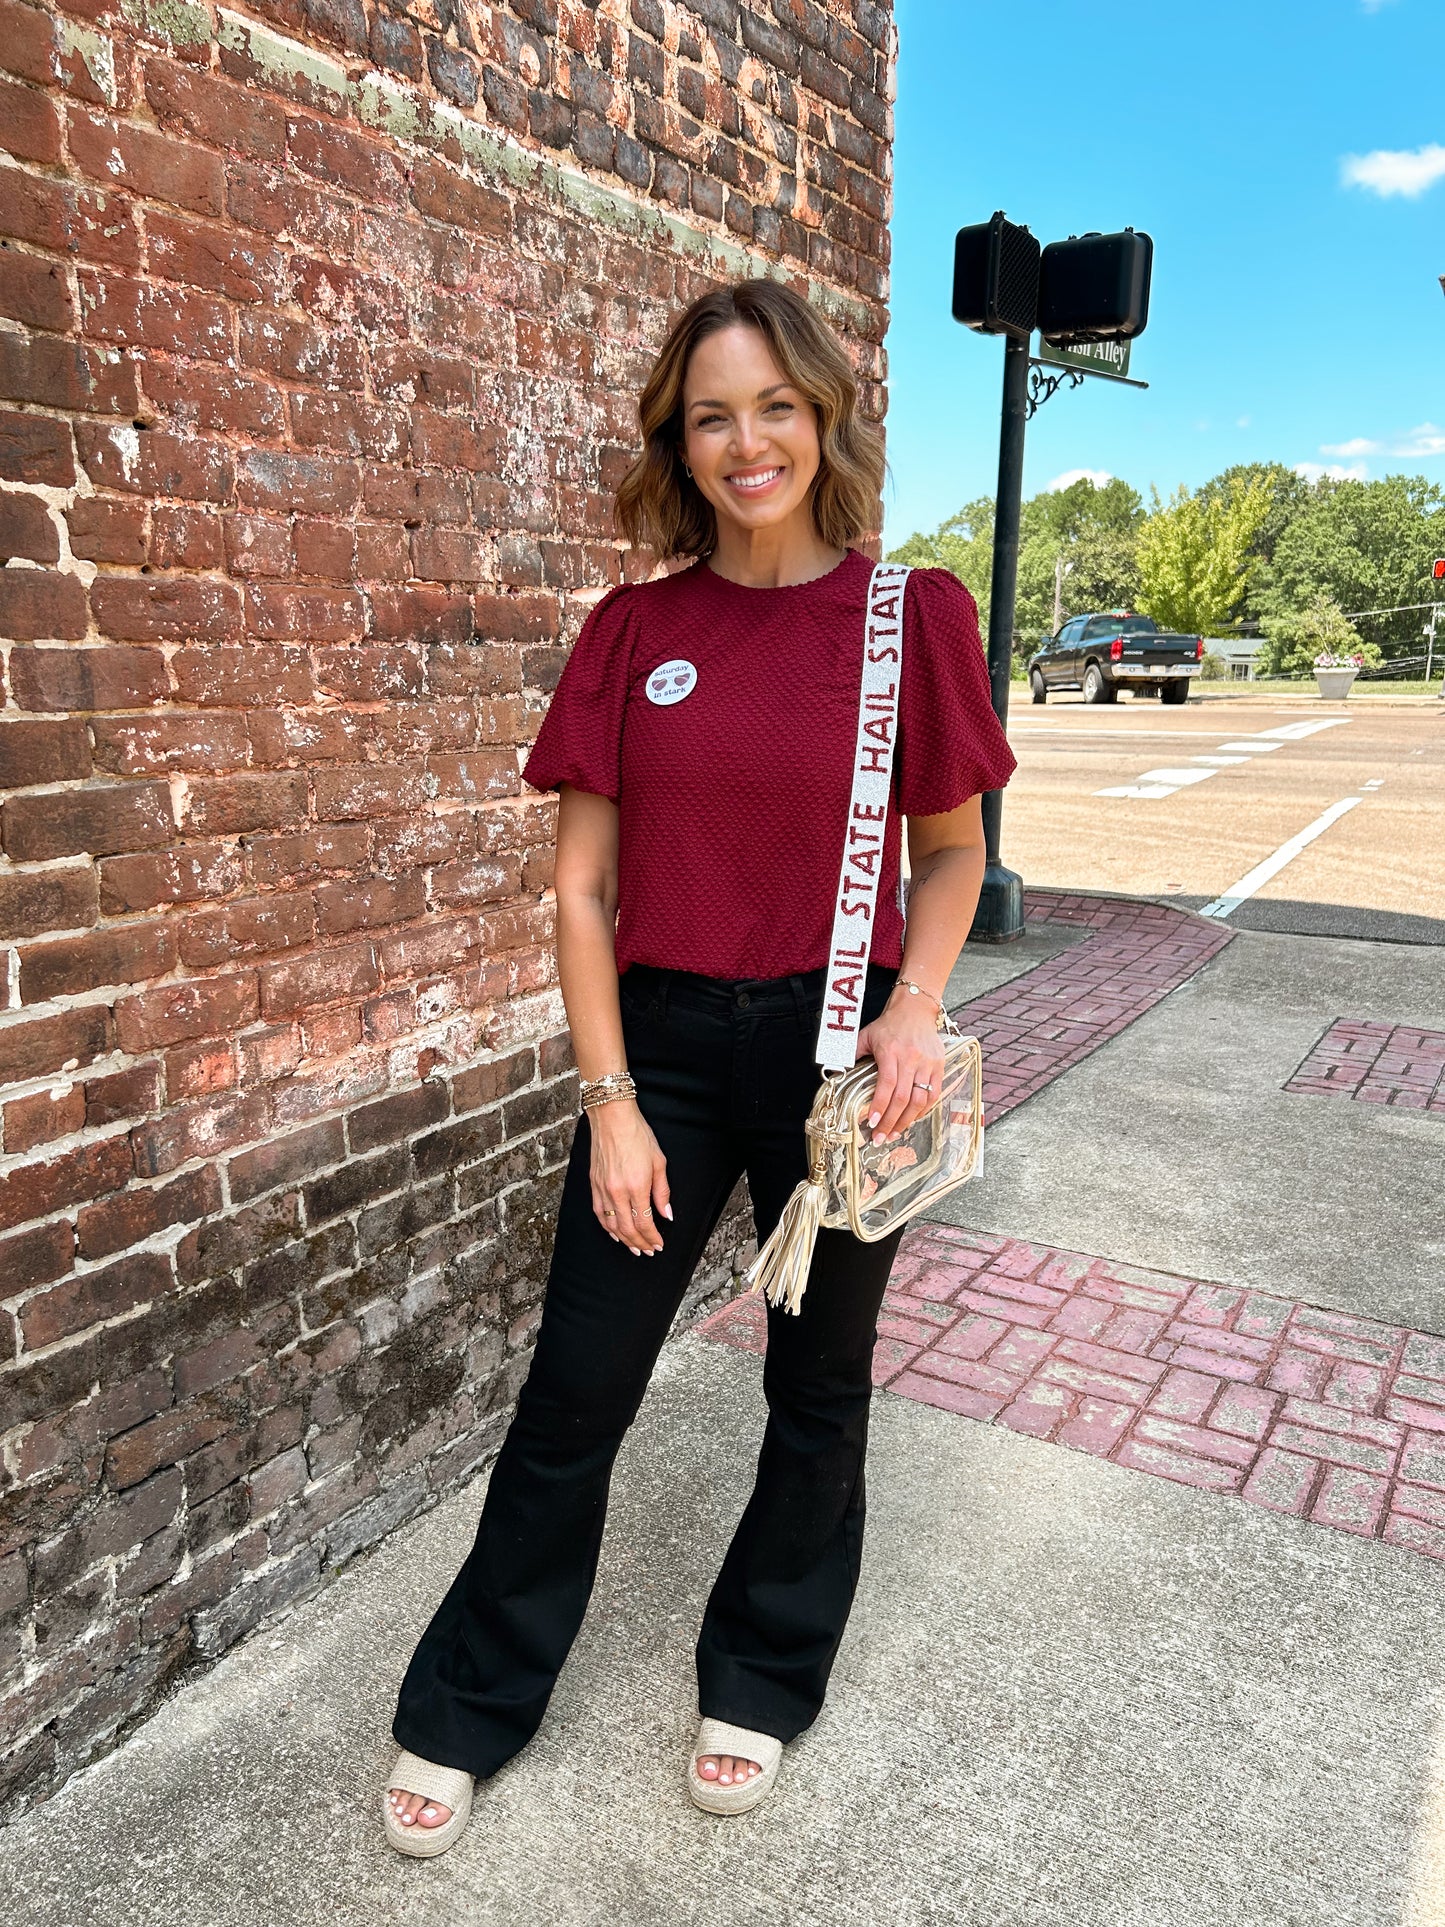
521;546;1016;979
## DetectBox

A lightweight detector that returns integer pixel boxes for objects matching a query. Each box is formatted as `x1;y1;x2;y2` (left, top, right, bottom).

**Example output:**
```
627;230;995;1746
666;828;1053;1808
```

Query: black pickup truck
1028;613;1204;705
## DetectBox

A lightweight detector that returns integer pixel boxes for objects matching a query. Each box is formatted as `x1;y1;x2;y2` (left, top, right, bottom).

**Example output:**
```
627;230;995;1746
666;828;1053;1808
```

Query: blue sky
880;0;1445;546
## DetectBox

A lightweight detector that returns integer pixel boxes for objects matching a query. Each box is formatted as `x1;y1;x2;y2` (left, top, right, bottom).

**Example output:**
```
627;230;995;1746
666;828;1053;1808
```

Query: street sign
1036;335;1132;379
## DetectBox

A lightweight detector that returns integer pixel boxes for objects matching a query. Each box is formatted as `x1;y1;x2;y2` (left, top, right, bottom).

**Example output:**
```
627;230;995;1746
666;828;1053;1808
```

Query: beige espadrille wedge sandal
382;1748;475;1858
686;1718;783;1816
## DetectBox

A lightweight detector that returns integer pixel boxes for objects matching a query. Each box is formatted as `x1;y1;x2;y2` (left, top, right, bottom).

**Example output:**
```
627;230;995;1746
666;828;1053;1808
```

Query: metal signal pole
969;334;1028;943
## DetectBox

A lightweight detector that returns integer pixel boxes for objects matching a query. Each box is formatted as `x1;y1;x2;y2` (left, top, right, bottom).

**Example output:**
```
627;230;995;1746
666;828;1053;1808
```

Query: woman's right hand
587;1100;672;1255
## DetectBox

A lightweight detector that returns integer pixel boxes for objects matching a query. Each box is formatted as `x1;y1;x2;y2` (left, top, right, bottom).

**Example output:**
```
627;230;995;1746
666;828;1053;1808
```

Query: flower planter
1314;667;1358;700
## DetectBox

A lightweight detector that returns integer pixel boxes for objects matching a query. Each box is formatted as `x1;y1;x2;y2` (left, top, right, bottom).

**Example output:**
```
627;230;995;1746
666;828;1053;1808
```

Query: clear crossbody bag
744;562;984;1315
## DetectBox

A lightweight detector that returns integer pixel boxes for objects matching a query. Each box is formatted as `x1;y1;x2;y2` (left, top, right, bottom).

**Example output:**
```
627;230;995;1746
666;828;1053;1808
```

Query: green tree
1256;593;1383;678
888;476;1144;660
1014;476;1144;642
1135;475;1272;634
887;496;994;637
1251;474;1445;657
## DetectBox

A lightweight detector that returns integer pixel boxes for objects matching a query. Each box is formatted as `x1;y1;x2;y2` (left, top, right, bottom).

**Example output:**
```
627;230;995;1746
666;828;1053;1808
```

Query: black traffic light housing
952;212;1041;340
1038;229;1153;343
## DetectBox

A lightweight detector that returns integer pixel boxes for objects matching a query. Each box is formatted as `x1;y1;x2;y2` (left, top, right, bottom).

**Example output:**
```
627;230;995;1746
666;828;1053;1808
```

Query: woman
383;277;1015;1854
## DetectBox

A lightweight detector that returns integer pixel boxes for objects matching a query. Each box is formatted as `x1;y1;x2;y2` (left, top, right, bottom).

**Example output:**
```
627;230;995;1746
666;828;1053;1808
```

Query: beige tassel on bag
745;1173;827;1316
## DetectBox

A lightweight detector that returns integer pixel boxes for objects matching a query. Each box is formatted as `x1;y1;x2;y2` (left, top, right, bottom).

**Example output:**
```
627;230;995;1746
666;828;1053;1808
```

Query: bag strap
814;560;911;1071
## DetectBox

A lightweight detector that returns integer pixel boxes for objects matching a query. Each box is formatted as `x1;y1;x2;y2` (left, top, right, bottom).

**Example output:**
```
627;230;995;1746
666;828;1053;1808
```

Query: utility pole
1053;553;1071;633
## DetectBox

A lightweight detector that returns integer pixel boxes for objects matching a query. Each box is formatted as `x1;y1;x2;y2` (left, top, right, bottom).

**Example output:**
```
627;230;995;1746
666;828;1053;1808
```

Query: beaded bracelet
579;1072;637;1113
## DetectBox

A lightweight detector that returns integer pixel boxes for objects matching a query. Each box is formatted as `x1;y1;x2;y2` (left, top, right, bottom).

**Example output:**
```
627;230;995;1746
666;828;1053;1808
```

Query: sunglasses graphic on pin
652;673;690;693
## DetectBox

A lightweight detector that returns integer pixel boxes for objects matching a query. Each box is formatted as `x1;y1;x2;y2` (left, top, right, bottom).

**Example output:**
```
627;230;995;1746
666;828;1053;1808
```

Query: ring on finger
634;1203;653;1218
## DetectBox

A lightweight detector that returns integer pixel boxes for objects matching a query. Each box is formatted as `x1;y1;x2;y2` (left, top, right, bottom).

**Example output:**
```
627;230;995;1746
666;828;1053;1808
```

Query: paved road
1000;695;1445;943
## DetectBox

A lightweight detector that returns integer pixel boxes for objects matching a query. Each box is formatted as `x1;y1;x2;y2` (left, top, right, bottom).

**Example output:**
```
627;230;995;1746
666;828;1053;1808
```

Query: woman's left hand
856;991;947;1145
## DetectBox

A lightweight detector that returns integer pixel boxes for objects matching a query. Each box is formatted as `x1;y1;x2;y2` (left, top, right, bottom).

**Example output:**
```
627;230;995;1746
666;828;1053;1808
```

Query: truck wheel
1160;680;1189;705
1083;663;1115;705
1030;670;1047;704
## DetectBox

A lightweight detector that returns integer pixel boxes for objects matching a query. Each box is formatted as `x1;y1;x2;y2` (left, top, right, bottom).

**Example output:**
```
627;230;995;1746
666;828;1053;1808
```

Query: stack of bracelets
579;1071;637;1113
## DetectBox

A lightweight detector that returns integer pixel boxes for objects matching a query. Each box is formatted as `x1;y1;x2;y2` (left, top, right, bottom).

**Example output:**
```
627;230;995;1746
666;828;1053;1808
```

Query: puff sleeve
896;566;1017;816
521;584;634;803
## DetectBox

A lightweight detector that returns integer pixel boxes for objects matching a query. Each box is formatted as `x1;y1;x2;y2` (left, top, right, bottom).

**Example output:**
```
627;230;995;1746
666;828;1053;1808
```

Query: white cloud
1294;460;1371;483
1046;468;1112;492
1341;144;1445;198
1314;423;1445;462
1393;422;1445;456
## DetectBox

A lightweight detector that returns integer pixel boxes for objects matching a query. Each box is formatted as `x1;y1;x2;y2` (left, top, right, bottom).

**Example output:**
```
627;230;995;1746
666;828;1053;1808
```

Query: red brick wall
0;0;894;1811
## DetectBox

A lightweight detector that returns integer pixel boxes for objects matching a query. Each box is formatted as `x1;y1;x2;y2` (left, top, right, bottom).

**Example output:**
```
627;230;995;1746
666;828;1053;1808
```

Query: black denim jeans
391;958;908;1778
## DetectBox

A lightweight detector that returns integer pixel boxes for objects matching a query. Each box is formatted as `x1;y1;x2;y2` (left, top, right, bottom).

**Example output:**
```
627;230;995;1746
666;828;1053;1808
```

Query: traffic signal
1038;230;1154;343
1433;558;1445;580
952;212;1040;340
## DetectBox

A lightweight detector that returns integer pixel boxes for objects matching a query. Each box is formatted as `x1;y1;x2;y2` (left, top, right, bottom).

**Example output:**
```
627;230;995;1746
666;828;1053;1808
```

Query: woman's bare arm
553;784;669;1254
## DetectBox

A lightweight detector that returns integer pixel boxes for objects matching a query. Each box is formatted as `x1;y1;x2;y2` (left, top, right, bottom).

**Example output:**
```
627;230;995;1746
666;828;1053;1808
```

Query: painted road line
1258;719;1352;741
1191;755;1251;766
1217;740;1284;752
1362;778;1385;790
1094;766;1218;798
1007;727;1220;738
1198;797;1364;920
1135;767;1216;786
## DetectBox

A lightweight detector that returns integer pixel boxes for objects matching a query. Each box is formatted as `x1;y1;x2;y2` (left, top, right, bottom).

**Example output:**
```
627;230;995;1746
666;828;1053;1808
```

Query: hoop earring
683;462;693;479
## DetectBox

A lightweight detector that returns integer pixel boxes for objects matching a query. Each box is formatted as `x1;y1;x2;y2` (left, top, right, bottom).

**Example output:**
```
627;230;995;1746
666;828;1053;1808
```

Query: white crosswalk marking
1092;715;1352;800
1198;797;1363;919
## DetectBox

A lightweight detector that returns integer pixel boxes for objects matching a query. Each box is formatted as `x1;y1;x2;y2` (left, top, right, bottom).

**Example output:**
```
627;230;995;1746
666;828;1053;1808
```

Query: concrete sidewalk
5;910;1444;1926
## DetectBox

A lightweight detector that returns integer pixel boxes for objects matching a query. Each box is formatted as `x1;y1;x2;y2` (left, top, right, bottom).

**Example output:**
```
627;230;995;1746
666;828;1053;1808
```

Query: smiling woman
615;277;885;573
382;276;1014;1854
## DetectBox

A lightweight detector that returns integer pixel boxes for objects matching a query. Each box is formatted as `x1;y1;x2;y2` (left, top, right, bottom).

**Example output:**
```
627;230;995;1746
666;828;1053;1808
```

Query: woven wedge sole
687;1717;783;1816
383;1748;475;1858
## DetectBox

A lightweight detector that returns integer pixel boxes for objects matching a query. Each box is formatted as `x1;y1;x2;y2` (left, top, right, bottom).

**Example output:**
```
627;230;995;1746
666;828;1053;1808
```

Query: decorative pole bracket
1025;361;1085;418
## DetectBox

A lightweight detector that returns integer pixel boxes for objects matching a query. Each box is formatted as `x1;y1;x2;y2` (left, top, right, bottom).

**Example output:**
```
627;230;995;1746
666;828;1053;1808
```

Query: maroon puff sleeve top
521;547;1016;979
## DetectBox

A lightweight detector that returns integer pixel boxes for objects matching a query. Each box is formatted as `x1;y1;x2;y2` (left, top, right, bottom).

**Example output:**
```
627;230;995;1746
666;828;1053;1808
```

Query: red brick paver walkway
1286;1019;1445;1115
958;892;1232;1121
699;1227;1445;1564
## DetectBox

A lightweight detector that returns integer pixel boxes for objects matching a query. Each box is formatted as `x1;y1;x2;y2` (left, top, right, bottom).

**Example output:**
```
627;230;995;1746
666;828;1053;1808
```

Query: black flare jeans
391;957;908;1778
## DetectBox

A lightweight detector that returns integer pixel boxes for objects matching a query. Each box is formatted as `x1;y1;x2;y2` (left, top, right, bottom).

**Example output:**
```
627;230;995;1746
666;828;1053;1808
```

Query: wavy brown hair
615;278;885;560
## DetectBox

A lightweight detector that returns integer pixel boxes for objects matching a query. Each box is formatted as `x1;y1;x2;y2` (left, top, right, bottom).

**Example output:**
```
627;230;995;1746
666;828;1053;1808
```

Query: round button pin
645;658;698;706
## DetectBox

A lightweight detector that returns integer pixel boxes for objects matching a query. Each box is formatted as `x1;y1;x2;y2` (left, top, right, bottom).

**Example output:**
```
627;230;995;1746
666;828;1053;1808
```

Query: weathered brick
115;975;258;1053
259;942;378;1020
3;783;172;864
0;719;90;789
20;920;177;1004
0;567;87;641
0;1134;132;1234
8;644;168;713
131;1092;270;1180
227;1120;346;1206
0;330;139;414
0;489;59;563
0;1219;75;1293
0;1003;110;1082
65;496;148;565
90;576;243;644
20;1251;172;1352
0;72;62;163
68;108;224;215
